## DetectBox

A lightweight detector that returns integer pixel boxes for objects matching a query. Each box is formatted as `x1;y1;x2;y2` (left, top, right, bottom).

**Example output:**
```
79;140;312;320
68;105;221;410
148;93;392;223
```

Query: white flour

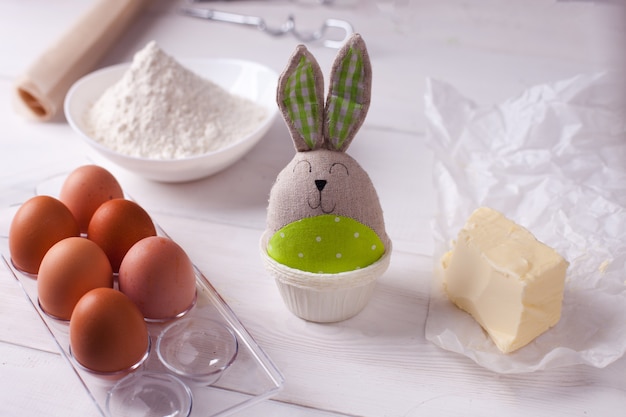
85;41;267;159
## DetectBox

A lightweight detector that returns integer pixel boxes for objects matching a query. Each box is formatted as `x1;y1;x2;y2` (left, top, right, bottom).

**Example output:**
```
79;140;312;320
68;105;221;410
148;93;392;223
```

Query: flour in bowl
85;41;267;159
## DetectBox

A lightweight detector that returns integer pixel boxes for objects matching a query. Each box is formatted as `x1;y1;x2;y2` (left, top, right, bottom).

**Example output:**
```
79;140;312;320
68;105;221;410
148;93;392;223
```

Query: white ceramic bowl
64;59;278;183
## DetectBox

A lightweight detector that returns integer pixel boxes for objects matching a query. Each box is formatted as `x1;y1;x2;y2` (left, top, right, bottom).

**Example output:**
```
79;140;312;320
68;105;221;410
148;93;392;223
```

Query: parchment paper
423;72;626;373
13;0;149;122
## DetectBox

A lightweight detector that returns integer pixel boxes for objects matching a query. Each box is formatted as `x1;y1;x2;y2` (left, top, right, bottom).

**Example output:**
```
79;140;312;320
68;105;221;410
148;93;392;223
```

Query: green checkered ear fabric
324;34;371;152
277;45;325;152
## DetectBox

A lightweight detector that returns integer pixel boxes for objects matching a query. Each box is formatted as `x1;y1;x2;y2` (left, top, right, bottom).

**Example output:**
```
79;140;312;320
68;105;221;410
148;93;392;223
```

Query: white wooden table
1;1;625;416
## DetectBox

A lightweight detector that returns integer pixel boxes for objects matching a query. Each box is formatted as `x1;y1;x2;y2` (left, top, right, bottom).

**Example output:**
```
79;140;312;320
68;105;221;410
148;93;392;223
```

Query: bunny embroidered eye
329;162;349;176
293;159;312;173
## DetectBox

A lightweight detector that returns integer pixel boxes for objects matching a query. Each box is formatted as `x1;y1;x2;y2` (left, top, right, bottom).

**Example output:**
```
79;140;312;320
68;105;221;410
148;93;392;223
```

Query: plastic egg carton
0;173;284;417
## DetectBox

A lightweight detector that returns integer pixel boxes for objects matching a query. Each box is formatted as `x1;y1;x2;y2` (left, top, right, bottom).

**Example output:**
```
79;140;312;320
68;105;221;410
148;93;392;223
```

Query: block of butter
441;207;569;354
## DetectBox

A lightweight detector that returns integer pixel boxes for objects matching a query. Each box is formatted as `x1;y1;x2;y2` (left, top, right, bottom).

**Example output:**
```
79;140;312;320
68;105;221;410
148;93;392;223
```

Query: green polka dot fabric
267;215;385;274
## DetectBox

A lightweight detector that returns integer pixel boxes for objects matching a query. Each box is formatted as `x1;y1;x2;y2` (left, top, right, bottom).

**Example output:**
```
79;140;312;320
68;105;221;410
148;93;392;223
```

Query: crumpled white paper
423;72;626;373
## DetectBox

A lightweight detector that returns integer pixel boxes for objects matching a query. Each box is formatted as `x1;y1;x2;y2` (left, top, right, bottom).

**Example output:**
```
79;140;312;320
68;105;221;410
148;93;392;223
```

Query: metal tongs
179;7;354;48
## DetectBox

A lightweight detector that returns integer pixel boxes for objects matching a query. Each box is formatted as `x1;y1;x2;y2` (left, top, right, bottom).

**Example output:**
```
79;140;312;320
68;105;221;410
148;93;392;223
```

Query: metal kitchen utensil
179;7;354;48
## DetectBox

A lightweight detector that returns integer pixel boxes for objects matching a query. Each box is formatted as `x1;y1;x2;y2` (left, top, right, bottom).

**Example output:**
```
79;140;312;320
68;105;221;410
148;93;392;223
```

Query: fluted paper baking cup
260;232;391;322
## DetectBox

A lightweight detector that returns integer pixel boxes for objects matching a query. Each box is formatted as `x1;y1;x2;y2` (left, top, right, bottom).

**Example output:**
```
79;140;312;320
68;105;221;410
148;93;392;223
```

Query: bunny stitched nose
315;180;327;191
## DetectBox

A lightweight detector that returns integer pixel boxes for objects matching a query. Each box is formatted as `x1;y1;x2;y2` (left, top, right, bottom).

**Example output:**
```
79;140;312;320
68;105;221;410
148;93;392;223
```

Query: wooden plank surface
0;1;625;416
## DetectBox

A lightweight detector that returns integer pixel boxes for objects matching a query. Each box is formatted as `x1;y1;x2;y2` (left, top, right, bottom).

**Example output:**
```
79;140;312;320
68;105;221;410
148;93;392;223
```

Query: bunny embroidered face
266;34;389;274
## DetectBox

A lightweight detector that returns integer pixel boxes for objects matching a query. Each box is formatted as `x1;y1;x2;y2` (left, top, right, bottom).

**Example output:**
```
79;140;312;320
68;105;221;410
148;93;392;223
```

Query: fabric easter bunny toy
261;34;392;323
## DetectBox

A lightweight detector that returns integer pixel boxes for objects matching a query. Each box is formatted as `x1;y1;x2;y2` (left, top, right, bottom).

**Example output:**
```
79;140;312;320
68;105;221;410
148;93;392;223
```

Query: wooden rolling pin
13;0;150;122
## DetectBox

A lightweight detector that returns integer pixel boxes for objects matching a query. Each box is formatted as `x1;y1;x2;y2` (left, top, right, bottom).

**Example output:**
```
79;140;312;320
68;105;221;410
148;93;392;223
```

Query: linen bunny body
266;34;390;275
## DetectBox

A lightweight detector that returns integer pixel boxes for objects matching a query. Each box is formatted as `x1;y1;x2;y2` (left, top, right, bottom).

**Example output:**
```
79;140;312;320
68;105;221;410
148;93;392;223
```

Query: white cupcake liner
260;231;392;323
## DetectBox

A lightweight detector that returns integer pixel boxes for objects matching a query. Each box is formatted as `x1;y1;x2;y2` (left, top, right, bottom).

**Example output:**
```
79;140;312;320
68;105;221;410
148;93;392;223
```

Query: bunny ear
324;33;372;152
277;44;325;152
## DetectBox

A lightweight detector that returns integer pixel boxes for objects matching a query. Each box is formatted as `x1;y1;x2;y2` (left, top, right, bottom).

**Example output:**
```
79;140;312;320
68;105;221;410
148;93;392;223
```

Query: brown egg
59;165;124;233
69;287;149;374
119;236;197;320
87;199;156;272
38;237;113;320
9;195;80;274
